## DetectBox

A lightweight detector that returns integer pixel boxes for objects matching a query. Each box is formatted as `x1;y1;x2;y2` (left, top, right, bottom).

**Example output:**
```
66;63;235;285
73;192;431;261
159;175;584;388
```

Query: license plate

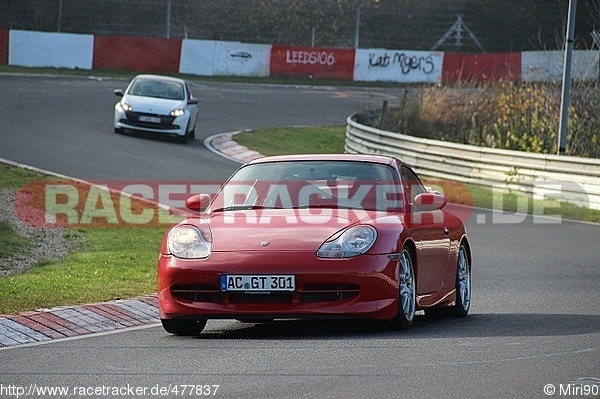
220;275;295;292
139;115;161;123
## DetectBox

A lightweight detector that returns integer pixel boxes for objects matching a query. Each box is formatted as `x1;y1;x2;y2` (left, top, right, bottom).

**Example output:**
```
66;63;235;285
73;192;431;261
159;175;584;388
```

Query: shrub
367;81;600;158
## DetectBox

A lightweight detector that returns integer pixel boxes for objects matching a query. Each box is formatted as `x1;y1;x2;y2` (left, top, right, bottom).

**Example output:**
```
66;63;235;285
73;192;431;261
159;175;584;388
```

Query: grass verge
234;126;346;155
0;163;164;314
0;228;163;314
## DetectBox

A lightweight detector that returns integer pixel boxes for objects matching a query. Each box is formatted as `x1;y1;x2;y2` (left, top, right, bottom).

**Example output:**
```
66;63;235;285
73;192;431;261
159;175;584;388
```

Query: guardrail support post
557;0;577;156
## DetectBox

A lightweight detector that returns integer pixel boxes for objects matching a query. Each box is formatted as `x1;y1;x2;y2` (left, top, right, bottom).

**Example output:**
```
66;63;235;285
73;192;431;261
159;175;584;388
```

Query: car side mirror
413;192;447;212
114;89;124;97
188;98;198;105
185;194;211;212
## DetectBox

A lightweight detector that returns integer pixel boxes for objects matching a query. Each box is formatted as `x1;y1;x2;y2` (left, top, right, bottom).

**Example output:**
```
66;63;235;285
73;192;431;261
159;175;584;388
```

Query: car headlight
121;102;133;112
170;108;185;117
168;225;212;259
317;225;377;258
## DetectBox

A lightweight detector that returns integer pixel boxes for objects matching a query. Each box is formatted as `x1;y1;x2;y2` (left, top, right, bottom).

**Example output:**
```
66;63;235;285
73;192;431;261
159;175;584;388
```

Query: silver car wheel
399;248;416;322
457;245;471;312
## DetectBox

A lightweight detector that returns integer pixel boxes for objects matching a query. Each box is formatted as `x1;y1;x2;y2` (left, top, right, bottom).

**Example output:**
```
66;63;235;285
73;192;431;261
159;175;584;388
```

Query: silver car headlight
317;225;377;258
168;225;212;259
170;108;185;117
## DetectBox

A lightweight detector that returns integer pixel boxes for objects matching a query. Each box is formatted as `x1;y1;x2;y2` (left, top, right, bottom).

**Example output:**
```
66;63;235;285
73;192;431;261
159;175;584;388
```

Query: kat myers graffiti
369;52;435;75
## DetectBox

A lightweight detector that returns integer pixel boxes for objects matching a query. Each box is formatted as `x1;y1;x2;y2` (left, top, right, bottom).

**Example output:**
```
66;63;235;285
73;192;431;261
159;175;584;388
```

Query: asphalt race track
0;75;598;398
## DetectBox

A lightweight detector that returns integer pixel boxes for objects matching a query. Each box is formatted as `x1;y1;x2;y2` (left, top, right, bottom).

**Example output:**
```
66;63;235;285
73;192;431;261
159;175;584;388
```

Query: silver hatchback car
114;74;199;143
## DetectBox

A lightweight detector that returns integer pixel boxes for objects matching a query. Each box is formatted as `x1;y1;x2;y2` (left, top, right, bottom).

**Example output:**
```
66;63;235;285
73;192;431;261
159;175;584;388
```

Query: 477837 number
167;384;219;396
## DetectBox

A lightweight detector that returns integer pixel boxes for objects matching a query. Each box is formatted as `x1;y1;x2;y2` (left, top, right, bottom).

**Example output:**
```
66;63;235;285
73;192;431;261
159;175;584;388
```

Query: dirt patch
0;188;72;276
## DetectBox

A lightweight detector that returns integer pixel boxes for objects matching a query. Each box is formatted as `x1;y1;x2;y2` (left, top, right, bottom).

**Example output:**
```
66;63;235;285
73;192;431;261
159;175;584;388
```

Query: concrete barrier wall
442;52;522;83
213;41;271;77
93;35;181;73
0;29;8;65
9;30;94;69
522;50;600;82
179;39;217;76
179;40;271;77
345;115;600;210
5;29;599;84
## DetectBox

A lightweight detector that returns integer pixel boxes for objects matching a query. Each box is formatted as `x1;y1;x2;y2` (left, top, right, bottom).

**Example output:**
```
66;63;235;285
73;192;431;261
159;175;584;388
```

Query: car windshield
128;79;185;100
209;161;403;212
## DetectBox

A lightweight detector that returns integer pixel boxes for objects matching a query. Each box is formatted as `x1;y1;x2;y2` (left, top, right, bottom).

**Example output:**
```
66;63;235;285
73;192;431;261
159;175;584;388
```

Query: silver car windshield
210;161;404;212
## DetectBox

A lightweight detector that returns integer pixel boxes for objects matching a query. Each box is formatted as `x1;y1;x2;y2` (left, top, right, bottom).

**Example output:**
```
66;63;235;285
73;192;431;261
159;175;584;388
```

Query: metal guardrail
345;115;600;210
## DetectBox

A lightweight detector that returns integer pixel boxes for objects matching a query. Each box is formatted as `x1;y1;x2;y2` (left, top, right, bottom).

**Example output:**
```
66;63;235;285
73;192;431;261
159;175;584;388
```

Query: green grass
428;180;600;223
0;221;29;259
0;227;163;314
0;163;165;314
234;126;346;156
0;163;59;188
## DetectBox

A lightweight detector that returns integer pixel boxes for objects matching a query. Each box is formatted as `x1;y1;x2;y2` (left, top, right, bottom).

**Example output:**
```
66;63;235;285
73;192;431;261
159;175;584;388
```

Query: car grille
124;111;177;129
299;284;360;302
171;283;360;304
228;293;293;303
171;284;222;303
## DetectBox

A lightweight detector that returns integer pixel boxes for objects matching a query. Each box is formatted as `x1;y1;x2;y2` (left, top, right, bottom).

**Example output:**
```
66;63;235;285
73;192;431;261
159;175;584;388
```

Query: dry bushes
371;81;600;158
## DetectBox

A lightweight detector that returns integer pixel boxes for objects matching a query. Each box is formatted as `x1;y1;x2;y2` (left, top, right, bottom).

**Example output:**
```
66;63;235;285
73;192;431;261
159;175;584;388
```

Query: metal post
166;0;172;39
57;0;62;32
557;0;577;156
354;0;365;49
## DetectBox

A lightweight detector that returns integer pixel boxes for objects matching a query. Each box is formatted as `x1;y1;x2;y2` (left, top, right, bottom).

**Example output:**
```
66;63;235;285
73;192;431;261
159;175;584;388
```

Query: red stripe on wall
93;35;182;73
270;45;355;80
442;52;521;84
0;30;8;65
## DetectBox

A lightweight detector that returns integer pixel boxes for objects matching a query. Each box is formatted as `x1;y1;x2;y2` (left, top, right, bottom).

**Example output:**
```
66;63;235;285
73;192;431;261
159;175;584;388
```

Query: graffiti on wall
368;52;435;75
270;45;355;80
355;49;443;83
285;49;337;66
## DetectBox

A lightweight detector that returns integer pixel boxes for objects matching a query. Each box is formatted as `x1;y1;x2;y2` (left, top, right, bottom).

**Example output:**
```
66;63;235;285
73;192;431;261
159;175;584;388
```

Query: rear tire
161;319;207;336
452;243;471;316
425;242;471;317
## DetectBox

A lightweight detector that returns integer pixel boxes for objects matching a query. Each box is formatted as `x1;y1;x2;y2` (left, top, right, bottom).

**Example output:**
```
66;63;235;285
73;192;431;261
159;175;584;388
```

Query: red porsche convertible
158;154;472;335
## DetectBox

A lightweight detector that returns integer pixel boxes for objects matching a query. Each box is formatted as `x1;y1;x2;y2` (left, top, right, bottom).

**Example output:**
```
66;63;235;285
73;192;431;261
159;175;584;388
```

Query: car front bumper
158;251;400;321
114;105;190;136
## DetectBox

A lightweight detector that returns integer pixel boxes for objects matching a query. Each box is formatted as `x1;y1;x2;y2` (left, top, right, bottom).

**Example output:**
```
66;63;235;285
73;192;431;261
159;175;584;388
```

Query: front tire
161;319;207;336
389;247;416;330
178;122;194;144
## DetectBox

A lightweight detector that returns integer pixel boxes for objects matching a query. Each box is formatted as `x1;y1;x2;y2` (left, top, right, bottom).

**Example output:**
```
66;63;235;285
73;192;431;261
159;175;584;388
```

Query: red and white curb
204;131;264;164
0;295;159;348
